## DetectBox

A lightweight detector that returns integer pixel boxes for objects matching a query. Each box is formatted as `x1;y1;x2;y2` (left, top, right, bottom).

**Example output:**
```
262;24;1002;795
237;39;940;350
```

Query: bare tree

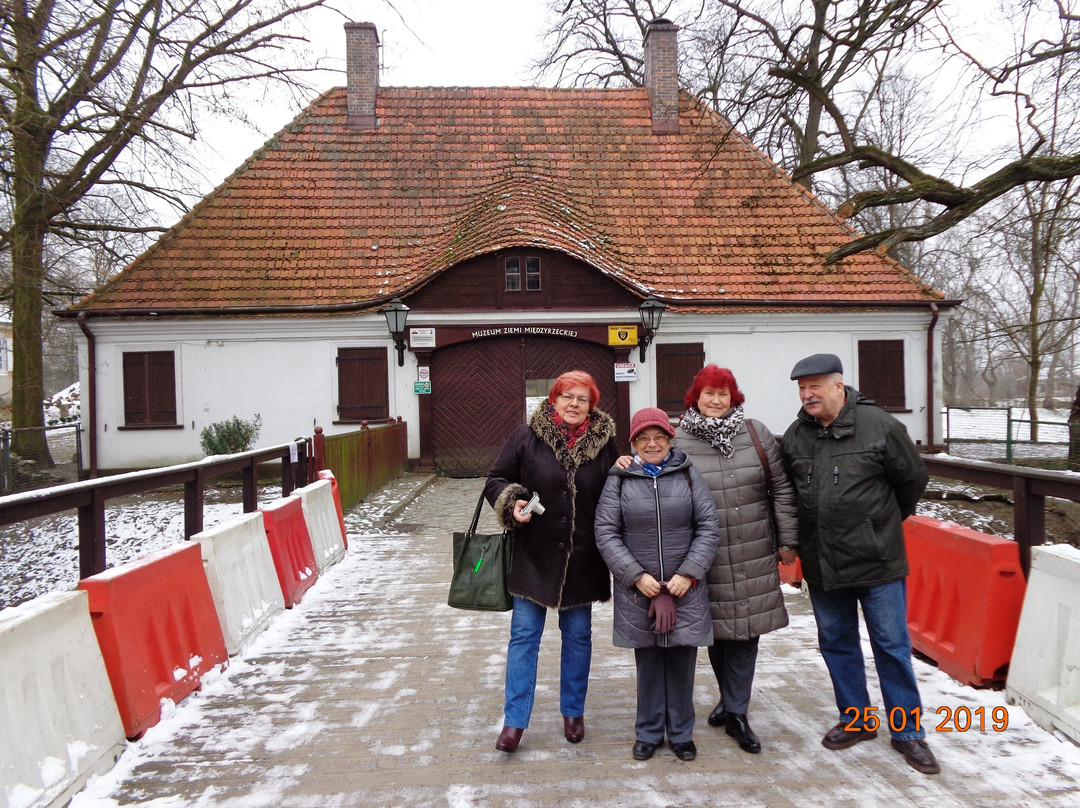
540;0;1080;263
0;0;340;462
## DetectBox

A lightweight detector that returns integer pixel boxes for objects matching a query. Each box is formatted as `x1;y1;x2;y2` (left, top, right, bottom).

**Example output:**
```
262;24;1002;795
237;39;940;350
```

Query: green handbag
447;489;513;611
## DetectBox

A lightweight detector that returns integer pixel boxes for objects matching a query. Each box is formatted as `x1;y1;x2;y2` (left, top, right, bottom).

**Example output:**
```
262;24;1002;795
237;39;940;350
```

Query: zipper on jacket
805;464;813;485
833;465;839;485
652;476;665;582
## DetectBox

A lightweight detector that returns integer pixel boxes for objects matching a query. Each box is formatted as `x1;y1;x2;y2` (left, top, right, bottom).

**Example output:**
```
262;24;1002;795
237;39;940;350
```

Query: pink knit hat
630;407;675;441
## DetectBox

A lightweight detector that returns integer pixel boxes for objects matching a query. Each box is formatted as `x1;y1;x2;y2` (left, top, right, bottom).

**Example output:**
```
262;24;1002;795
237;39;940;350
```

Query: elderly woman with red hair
484;370;618;753
676;364;798;754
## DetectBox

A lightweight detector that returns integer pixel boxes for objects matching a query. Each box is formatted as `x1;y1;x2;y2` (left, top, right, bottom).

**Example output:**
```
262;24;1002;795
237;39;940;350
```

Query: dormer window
505;256;542;292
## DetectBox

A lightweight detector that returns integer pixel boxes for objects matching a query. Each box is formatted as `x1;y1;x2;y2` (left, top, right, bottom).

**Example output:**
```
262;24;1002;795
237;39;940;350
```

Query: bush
200;414;263;456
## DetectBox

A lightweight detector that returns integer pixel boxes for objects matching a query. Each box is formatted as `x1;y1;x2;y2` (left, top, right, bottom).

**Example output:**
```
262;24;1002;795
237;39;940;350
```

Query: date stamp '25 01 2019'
843;705;1010;733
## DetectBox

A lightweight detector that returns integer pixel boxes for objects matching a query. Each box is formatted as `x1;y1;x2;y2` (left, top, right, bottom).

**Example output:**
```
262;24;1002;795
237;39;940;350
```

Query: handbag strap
468;488;488;535
745;420;774;500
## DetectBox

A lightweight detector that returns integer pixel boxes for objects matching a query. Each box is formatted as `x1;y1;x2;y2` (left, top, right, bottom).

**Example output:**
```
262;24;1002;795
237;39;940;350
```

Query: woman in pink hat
594;407;721;762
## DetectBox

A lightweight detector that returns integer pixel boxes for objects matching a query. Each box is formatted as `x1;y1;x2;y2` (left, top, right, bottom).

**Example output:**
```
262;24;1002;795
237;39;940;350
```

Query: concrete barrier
904;515;1026;686
294;479;346;571
1006;544;1080;745
260;496;319;607
0;590;125;808
193;512;286;656
78;543;229;739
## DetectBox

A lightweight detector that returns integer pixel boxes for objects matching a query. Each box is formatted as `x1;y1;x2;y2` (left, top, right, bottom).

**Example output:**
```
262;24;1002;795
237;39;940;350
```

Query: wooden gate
430;336;619;476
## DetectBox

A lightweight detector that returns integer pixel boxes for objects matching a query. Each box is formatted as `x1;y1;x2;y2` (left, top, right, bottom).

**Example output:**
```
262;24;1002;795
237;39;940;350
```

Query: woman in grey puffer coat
594;408;721;762
676;365;797;755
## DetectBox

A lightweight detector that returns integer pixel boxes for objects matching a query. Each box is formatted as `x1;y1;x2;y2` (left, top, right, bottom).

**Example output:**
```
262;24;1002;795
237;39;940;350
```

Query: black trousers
634;645;698;744
706;636;760;714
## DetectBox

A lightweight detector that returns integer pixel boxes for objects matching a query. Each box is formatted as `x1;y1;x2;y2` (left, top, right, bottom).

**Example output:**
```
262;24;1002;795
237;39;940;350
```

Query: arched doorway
430;335;620;476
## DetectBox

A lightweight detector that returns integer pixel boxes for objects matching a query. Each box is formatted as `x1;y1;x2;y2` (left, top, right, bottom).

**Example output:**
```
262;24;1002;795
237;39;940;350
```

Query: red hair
549;370;601;410
684;365;746;411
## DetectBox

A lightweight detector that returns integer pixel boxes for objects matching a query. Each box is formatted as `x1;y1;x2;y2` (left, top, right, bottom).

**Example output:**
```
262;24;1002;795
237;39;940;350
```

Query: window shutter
657;343;705;415
338;347;390;421
858;340;906;409
122;351;177;425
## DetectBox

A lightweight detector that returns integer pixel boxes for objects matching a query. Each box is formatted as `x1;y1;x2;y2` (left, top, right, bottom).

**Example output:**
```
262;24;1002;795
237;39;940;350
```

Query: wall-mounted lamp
637;295;666;362
382;297;410;366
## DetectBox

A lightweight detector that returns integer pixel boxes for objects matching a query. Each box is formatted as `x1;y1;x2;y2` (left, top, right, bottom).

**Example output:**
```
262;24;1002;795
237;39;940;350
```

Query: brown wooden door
430;336;618;476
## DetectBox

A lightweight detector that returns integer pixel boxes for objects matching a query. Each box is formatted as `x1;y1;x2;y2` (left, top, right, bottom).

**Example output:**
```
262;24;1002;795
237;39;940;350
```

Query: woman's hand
614;454;634;470
634;572;661;598
779;546;798;566
512;499;533;523
666;574;693;598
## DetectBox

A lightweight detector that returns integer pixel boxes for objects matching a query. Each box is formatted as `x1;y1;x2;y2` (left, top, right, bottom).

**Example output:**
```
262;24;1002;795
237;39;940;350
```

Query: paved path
72;475;1080;808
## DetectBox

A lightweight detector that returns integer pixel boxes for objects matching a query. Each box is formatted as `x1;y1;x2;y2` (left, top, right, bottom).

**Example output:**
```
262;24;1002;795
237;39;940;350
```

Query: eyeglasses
556;393;590;406
633;433;671;445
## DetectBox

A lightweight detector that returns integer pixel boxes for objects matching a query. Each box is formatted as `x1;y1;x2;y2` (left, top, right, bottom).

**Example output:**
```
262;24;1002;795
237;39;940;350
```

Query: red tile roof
71;86;942;314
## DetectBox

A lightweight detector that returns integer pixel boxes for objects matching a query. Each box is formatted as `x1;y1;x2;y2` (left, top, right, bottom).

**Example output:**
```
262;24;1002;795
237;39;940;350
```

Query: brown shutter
657;343;705;415
147;352;177;424
858;340;906;409
123;351;176;425
338;348;389;422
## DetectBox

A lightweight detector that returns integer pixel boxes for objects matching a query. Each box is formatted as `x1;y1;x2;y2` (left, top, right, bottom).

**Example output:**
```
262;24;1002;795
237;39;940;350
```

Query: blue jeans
504;597;592;729
807;580;925;741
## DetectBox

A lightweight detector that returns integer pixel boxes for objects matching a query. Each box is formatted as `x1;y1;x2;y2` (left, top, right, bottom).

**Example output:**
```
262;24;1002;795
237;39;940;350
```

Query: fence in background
313;419;409;511
944;406;1072;462
0;423;83;494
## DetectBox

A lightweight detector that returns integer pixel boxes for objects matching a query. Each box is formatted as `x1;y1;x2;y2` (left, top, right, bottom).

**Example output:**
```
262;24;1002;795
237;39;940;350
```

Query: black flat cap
790;353;843;380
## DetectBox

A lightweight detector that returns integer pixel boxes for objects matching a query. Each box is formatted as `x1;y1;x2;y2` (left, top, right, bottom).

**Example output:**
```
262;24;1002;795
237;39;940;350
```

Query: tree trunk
9;91;53;464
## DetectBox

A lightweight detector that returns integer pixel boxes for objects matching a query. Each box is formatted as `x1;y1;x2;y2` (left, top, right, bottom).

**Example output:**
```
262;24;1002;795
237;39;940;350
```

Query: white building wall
71;307;946;470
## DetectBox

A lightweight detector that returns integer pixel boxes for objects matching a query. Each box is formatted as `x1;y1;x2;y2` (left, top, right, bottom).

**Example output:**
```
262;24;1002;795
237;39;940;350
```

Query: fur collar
529;403;616;469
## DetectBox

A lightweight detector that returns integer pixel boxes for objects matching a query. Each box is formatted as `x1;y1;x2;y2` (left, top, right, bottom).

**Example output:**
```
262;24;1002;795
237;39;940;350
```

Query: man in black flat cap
782;353;938;775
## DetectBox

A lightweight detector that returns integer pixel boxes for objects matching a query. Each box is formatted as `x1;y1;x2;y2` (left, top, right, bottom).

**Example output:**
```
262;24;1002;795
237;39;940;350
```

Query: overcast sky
191;0;555;191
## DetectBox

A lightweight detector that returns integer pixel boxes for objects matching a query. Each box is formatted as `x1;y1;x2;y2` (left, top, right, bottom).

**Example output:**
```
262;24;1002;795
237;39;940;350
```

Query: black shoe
821;721;878;750
725;713;761;754
632;740;657;760
707;701;727;727
671;740;697;761
891;738;941;774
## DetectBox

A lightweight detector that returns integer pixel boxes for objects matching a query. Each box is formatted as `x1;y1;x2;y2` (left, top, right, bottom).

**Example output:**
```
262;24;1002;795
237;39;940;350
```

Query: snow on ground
58;482;1080;808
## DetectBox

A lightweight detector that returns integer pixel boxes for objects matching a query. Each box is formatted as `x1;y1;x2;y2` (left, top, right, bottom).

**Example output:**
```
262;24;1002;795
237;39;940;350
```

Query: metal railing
0;438;310;579
922;453;1080;578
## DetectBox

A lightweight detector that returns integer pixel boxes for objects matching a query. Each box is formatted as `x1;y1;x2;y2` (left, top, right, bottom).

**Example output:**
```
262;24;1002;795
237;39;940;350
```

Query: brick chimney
644;18;679;134
345;22;379;130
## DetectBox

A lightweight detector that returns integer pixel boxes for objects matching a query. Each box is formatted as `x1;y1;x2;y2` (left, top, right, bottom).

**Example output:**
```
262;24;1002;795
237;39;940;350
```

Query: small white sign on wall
410;327;436;348
615;363;637;382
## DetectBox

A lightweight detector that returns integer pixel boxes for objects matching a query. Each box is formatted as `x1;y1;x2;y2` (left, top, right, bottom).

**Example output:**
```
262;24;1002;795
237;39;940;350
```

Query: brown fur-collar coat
484;404;618;609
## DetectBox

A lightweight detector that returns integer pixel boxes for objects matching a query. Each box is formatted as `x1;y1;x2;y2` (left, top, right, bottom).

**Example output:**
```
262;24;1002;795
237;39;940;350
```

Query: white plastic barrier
0;590;125;808
294;479;347;571
194;512;286;656
1006;543;1080;744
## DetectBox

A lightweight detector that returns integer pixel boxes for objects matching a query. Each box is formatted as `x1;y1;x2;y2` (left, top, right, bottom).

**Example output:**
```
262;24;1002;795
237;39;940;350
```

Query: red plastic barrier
317;469;348;549
778;558;803;586
260;496;319;607
904;515;1027;686
78;542;228;739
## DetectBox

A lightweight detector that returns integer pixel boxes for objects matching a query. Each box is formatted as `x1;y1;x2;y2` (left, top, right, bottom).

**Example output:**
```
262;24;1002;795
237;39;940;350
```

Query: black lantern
637;295;666;362
382;298;410;366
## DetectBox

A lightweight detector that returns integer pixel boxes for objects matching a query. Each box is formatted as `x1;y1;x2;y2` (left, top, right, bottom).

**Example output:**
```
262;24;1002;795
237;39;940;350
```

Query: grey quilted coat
675;418;796;641
593;449;721;648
